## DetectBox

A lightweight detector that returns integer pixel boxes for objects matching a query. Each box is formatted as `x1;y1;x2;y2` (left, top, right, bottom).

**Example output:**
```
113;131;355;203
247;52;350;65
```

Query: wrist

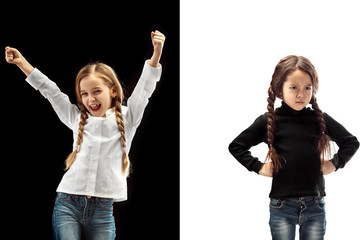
148;53;161;68
17;59;34;76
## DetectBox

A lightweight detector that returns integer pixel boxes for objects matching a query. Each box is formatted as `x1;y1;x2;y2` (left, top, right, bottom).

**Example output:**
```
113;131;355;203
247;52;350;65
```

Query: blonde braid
64;110;88;170
114;99;130;176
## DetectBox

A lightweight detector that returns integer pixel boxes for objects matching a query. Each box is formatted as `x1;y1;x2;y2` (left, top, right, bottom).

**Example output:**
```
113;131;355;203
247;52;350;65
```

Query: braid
64;110;88;170
265;85;282;173
311;96;331;162
114;99;130;176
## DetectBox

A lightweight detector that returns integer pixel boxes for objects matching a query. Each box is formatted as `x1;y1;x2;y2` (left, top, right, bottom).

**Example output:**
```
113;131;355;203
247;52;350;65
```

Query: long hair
64;62;130;176
266;55;331;173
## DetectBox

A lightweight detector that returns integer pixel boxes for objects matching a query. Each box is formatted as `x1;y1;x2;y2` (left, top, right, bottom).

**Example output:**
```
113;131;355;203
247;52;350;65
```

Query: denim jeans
52;192;116;240
269;196;326;240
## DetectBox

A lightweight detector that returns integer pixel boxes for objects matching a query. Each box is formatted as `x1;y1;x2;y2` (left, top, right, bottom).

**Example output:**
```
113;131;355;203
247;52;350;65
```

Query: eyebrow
287;82;312;86
80;86;102;92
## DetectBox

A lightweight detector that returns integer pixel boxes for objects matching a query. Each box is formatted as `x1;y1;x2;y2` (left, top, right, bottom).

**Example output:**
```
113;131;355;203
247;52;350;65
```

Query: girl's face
282;69;313;111
79;74;117;117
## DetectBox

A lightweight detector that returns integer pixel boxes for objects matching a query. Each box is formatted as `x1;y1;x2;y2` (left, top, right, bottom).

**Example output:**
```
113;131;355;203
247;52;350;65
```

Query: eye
81;92;88;96
94;89;102;94
290;86;297;90
306;86;312;91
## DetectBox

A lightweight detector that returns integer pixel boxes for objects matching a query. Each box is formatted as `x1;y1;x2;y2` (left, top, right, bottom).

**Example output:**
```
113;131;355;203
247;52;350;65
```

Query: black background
1;1;179;239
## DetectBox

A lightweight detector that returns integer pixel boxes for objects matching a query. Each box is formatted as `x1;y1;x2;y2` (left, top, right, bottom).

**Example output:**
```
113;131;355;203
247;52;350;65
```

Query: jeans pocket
315;197;326;210
97;198;114;209
56;192;72;202
269;199;286;209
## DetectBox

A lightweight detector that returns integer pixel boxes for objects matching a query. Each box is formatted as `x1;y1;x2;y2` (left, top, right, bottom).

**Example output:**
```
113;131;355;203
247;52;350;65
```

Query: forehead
79;75;106;91
285;69;312;85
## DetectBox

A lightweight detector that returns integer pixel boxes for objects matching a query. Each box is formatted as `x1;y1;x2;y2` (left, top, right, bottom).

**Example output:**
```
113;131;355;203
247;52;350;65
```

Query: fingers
5;46;22;65
5;46;19;63
151;30;166;45
5;46;15;62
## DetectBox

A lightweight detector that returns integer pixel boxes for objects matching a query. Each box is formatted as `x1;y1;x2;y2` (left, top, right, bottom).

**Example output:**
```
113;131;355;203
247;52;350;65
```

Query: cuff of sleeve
253;161;264;174
330;155;341;171
144;60;162;82
25;68;47;90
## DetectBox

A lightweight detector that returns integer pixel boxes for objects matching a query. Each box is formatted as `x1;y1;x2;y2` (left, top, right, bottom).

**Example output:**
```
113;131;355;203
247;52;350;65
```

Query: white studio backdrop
181;0;360;239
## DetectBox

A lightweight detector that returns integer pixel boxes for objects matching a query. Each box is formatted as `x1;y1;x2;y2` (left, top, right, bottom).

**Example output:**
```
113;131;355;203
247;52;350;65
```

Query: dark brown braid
311;96;331;162
265;85;282;173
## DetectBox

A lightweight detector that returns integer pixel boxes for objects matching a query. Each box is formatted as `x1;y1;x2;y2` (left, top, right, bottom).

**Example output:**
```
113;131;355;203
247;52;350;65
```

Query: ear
111;86;117;98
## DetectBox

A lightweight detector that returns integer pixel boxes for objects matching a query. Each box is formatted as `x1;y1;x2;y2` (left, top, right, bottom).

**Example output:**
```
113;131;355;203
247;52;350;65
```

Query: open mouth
90;104;101;112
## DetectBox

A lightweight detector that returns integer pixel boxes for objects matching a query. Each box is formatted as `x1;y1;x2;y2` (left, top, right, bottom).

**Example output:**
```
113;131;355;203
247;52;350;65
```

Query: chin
91;111;105;117
293;105;306;111
86;108;103;117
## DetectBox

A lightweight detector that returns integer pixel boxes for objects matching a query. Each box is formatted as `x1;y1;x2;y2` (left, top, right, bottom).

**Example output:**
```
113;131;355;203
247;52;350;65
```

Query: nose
297;90;306;98
88;94;96;102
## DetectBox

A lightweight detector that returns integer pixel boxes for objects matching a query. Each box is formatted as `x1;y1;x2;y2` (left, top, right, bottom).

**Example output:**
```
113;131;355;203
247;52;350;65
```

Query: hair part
65;62;130;176
266;55;331;173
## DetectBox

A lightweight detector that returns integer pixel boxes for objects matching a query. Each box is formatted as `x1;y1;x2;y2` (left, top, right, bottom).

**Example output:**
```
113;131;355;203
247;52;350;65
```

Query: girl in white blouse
5;30;165;240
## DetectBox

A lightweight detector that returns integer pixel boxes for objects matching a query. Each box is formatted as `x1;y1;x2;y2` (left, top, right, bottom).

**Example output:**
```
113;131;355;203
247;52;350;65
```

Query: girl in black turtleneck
229;55;359;240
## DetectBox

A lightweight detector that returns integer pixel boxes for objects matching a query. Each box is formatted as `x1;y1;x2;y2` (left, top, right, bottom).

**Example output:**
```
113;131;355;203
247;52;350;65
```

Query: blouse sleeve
324;113;359;170
26;68;80;130
124;61;162;147
228;113;268;173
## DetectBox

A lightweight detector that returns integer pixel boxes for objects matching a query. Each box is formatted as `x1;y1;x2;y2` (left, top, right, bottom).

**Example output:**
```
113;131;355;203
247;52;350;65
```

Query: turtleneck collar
277;101;312;116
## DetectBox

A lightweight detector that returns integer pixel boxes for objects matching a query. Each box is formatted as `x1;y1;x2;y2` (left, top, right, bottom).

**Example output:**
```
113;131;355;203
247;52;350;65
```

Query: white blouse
26;61;162;201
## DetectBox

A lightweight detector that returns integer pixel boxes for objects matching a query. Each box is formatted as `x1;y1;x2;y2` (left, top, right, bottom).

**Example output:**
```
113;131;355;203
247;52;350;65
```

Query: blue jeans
269;196;326;240
52;192;116;240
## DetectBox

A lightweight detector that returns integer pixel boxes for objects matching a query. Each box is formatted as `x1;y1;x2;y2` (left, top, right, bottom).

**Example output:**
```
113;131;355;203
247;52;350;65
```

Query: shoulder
248;112;268;130
322;112;348;134
322;112;339;127
256;112;268;120
323;112;333;121
121;105;128;116
248;112;268;124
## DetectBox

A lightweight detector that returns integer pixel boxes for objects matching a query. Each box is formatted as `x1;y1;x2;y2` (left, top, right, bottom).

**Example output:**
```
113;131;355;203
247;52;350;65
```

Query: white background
180;0;360;239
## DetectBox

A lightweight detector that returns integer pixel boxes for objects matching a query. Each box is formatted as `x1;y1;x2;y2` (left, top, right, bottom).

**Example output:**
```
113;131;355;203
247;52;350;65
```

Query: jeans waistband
272;196;322;201
56;192;114;201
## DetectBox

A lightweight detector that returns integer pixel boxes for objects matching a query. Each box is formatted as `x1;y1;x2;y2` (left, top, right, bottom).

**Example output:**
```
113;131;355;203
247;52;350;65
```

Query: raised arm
147;30;166;68
5;47;34;76
5;46;79;129
124;31;165;149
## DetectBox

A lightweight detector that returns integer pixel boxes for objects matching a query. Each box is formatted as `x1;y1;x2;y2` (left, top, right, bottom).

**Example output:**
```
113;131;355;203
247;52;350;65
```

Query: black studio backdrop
1;2;179;239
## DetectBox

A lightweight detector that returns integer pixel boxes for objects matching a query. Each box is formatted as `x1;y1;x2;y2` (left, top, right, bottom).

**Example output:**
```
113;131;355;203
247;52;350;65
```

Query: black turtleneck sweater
229;102;359;199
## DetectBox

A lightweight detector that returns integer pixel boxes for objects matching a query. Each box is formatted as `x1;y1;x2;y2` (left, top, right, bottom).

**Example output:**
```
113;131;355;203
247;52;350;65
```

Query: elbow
354;137;360;151
228;141;244;159
228;141;236;155
350;136;360;152
355;136;359;146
